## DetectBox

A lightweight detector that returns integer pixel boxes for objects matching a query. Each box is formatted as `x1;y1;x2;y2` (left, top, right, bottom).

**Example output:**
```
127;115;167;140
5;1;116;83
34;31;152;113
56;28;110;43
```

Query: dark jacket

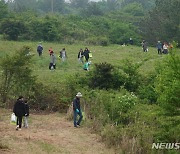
25;103;29;116
37;45;43;52
73;97;81;111
78;51;84;58
13;100;25;117
83;50;89;59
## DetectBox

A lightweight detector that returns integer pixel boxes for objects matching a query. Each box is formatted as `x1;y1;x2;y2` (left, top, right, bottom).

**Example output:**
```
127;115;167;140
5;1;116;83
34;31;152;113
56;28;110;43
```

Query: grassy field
0;40;167;85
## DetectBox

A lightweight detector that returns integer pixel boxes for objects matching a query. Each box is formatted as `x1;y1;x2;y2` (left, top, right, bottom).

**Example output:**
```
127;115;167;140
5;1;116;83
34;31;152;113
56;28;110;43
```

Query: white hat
76;92;82;97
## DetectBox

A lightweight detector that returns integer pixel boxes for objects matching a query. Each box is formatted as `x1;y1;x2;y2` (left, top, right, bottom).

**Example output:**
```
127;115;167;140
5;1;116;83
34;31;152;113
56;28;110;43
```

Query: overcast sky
66;0;101;2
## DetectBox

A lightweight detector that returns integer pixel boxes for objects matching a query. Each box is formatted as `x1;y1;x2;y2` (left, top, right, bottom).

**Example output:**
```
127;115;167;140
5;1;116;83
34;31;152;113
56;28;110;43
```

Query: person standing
13;96;25;131
60;48;67;62
72;92;83;128
163;42;169;54
157;41;162;54
49;51;56;70
83;47;90;62
23;99;29;128
141;40;148;52
37;43;43;56
129;38;134;45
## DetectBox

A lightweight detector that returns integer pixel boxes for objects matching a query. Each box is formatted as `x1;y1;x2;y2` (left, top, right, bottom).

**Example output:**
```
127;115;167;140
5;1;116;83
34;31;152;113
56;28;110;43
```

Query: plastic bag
10;113;16;124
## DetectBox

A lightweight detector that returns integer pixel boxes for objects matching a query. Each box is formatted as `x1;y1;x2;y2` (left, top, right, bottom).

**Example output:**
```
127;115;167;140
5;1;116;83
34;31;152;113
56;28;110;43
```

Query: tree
0;46;36;104
141;0;180;44
0;0;9;19
69;0;89;9
0;18;25;40
81;2;103;17
122;0;155;10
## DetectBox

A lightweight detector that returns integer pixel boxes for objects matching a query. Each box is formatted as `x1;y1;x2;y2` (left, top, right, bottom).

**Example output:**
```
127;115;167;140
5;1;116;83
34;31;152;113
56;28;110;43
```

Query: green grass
0;40;173;86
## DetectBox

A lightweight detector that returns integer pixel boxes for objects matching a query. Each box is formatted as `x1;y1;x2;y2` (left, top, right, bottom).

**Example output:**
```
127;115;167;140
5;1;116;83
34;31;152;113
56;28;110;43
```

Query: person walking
78;48;84;64
37;43;43;56
83;47;90;62
49;51;56;70
157;41;162;54
23;99;29;128
13;96;25;131
72;92;83;128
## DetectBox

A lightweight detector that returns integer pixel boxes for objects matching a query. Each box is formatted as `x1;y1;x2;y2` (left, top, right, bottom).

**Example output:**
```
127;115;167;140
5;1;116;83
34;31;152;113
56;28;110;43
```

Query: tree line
0;0;179;45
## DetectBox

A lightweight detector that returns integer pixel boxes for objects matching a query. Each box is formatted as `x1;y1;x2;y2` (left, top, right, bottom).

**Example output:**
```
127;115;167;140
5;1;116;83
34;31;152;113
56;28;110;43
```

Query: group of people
156;41;172;54
13;92;83;130
141;40;173;54
78;47;92;71
13;96;29;131
37;43;92;71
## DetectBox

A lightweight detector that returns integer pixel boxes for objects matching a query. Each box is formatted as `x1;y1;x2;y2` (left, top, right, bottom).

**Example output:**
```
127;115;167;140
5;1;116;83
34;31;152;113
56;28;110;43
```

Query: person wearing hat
13;96;25;131
156;41;162;54
37;43;43;56
72;92;83;127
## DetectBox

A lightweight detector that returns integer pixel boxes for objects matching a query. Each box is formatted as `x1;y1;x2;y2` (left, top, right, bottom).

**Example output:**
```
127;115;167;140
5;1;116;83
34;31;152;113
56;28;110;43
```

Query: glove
76;109;79;113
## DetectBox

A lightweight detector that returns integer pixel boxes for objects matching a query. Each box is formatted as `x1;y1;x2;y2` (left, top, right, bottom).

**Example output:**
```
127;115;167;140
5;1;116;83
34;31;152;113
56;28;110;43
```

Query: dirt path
0;109;115;154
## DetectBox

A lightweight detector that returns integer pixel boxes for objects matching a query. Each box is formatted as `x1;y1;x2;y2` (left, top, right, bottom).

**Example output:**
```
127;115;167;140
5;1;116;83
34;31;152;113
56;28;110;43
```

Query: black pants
16;116;23;128
158;49;162;54
38;51;42;56
49;63;56;70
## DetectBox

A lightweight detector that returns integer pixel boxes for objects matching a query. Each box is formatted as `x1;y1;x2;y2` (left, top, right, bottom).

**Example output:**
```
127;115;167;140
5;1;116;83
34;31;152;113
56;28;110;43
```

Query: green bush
155;48;180;116
0;18;26;40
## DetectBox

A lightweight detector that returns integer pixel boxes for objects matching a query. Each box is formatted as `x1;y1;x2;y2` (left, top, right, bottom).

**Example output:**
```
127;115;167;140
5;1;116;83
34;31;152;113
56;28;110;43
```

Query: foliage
0;0;9;20
141;0;180;44
0;18;25;40
155;48;180;116
0;46;35;103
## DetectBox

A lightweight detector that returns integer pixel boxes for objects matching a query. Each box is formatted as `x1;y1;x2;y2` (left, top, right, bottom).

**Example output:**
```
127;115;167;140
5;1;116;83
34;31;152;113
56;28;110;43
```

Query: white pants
23;116;29;128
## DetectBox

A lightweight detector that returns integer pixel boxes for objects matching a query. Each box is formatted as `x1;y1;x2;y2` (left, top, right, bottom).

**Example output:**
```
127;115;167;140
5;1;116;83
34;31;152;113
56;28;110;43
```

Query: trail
0;109;115;154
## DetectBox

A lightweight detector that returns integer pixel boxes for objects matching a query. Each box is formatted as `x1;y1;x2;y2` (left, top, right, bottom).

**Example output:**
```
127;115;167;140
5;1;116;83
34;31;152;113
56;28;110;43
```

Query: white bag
11;113;16;123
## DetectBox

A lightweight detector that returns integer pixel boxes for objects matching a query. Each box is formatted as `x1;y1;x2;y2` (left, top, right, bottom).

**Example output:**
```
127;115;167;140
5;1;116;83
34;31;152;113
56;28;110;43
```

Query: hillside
0;108;115;154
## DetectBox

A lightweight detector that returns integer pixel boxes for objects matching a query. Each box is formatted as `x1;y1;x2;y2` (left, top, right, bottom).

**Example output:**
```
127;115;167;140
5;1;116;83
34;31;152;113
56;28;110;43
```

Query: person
78;48;84;63
60;48;67;62
23;99;29;128
163;42;168;54
156;41;162;54
141;40;148;52
129;38;134;45
72;92;83;128
37;43;43;56
83;61;91;71
13;96;25;131
49;51;56;70
83;47;90;62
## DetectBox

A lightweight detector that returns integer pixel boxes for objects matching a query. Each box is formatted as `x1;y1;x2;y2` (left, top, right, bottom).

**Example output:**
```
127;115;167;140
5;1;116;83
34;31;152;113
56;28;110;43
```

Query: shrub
155;48;180;116
0;46;35;103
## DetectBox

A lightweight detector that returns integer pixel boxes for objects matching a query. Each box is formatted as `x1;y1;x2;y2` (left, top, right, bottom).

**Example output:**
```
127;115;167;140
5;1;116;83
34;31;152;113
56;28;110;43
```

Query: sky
65;0;101;2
